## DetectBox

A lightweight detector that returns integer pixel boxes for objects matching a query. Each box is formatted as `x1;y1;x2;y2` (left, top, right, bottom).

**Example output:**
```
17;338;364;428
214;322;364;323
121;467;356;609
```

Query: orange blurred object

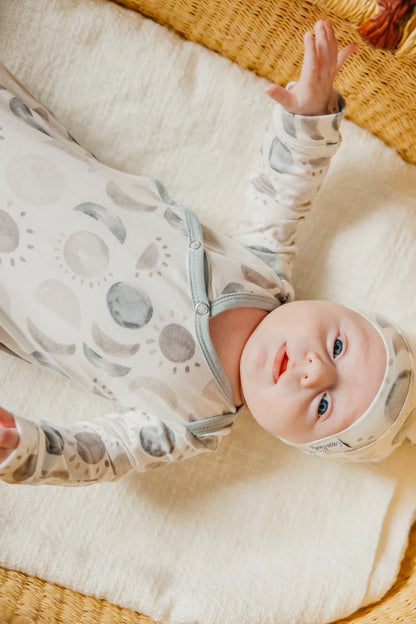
358;0;416;50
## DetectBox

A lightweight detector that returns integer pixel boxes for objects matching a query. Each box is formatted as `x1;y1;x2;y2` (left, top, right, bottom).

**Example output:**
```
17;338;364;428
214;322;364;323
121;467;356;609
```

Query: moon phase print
54;229;114;287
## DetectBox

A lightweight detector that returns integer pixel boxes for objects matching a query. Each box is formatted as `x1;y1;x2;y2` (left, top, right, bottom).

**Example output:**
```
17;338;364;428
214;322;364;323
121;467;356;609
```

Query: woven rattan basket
2;0;416;622
1;521;416;623
112;0;416;165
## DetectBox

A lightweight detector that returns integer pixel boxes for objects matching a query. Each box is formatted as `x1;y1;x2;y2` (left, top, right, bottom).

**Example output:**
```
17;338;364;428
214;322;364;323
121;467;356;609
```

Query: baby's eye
317;394;329;417
333;337;343;357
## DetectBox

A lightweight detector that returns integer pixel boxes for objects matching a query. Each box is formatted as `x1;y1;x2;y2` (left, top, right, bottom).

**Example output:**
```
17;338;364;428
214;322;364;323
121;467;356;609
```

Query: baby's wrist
285;82;330;116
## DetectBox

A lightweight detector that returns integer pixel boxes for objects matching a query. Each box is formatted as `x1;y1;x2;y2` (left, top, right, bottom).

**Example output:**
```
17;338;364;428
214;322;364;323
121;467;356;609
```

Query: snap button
195;301;209;315
189;240;201;250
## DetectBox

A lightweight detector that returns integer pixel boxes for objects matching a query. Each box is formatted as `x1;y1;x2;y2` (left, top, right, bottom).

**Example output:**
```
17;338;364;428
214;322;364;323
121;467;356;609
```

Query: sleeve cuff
0;414;41;482
274;84;345;147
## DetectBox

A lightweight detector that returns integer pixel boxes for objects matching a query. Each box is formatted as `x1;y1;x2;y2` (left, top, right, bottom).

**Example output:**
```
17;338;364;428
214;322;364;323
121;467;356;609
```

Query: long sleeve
0;408;220;486
230;86;345;286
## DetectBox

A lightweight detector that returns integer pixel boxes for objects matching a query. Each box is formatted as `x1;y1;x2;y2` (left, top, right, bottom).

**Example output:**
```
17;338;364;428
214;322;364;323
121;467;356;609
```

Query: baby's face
239;300;386;443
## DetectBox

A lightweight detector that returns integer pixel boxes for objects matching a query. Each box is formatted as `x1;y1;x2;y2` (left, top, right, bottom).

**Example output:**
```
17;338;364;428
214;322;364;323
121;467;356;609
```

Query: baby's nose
300;351;336;390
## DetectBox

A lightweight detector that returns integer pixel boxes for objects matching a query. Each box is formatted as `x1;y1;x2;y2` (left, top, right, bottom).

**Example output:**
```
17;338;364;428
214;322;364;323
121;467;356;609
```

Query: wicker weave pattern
0;567;157;624
316;0;416;54
112;0;416;164
2;1;416;623
315;0;376;25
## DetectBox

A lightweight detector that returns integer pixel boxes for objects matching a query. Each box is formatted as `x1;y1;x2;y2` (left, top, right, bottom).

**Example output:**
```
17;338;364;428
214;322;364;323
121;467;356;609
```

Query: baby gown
0;64;344;484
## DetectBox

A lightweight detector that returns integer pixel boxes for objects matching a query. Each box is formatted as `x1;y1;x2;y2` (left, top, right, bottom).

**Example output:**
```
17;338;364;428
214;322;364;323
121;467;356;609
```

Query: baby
0;21;413;486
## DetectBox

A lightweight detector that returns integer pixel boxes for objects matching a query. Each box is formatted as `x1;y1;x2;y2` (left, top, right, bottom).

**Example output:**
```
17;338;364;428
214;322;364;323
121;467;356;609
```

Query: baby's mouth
273;344;288;384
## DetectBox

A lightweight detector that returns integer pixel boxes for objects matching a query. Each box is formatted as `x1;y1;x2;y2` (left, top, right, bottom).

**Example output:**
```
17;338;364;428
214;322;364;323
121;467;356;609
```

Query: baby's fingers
265;83;293;107
0;425;19;451
300;31;318;83
335;43;359;74
0;406;16;429
315;20;332;68
324;20;338;60
0;446;16;463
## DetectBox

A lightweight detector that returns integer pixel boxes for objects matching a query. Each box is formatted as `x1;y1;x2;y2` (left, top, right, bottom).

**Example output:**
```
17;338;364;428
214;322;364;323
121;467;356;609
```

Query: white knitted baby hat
280;311;415;462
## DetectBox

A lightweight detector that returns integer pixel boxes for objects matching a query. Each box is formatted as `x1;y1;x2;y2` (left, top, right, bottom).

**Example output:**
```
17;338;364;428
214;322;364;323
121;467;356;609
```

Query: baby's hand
0;407;19;463
265;20;358;116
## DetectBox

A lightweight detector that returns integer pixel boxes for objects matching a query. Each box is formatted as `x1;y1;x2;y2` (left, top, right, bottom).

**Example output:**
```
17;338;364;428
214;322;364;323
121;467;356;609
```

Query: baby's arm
0;406;218;486
230;21;357;283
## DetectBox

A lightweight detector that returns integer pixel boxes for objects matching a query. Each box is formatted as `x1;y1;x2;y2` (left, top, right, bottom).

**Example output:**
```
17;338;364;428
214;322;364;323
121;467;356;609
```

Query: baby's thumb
0;426;19;452
264;83;290;106
0;407;16;429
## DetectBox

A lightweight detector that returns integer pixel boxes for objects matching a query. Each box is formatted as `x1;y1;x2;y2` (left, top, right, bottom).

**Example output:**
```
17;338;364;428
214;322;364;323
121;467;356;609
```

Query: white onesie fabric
0;64;344;484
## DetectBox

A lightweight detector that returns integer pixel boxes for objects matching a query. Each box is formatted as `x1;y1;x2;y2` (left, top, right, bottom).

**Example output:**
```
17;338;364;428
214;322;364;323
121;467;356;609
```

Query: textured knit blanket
1;1;416;623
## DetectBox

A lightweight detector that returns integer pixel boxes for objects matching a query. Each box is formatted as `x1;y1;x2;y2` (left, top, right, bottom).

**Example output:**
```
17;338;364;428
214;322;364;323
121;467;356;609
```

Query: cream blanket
1;1;416;623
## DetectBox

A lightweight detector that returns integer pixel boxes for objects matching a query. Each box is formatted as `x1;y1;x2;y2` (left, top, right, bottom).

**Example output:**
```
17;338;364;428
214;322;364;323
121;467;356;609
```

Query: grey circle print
91;321;140;357
74;202;127;244
9;97;51;137
63;231;109;277
40;423;64;455
0;209;19;252
106;180;157;212
140;423;175;457
74;431;106;464
107;282;153;329
27;318;76;355
159;323;195;363
13;455;37;482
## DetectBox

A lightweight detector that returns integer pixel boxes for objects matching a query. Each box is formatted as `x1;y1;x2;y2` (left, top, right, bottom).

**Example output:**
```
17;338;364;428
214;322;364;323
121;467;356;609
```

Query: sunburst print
0;201;36;267
54;229;114;287
135;236;172;278
145;308;202;374
92;376;116;399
